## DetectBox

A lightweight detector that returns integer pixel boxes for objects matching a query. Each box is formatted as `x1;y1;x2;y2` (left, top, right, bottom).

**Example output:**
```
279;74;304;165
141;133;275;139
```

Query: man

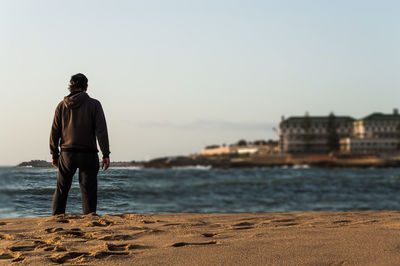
50;73;110;215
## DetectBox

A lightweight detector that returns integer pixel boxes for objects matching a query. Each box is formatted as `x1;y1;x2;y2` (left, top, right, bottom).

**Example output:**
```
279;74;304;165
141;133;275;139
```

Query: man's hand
101;158;110;171
52;158;59;168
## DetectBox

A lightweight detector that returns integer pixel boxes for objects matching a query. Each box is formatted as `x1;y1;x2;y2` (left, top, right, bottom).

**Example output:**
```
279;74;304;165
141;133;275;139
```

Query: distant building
353;111;400;139
340;110;400;154
280;110;400;155
201;141;279;156
201;145;231;156
237;148;259;154
340;137;398;154
279;115;354;154
204;110;400;156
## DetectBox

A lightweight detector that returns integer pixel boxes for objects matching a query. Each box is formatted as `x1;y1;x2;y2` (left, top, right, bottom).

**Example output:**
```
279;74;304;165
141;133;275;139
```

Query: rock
17;160;52;168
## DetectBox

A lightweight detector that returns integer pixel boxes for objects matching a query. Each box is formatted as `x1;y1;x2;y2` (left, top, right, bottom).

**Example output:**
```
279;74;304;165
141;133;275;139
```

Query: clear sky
0;0;399;165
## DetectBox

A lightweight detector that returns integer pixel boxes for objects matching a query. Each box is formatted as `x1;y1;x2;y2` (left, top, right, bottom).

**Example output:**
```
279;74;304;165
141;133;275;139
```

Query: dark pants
52;151;99;215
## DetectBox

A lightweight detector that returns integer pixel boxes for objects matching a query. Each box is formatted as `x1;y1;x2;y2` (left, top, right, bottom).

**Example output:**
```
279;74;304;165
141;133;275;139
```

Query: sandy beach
1;211;400;265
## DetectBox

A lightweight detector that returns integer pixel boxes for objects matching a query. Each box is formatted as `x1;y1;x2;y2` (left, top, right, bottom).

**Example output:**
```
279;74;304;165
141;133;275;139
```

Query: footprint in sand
233;222;254;227
107;243;133;251
45;227;64;233
99;234;133;241
9;245;36;252
34;240;47;245
202;233;218;238
190;221;208;226
0;252;16;259
106;243;149;251
62;230;84;237
43;246;67;252
127;244;150;250
12;257;25;262
34;239;60;247
93;251;129;259
163;223;181;227
57;228;93;239
0;251;24;262
271;218;296;223
56;219;71;224
101;229;164;241
171;241;219;247
50;252;89;264
86;220;113;227
231;222;255;230
271;218;299;226
0;234;13;240
9;239;61;253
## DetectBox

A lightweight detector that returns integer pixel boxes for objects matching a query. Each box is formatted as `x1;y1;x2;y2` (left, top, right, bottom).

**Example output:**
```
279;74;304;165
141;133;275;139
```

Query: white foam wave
172;165;212;170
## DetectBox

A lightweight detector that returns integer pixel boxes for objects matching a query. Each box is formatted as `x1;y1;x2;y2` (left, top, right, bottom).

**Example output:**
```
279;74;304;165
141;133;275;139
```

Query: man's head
69;73;88;92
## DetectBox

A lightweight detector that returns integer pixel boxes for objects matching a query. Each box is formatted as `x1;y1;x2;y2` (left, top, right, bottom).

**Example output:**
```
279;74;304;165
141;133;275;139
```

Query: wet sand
1;211;400;265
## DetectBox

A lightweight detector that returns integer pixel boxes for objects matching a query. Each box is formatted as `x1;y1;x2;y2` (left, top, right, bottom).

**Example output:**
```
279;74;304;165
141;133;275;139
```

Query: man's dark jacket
50;91;110;159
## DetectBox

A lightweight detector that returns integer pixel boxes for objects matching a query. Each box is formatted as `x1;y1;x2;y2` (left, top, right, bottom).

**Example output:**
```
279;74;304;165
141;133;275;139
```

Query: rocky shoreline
17;153;400;169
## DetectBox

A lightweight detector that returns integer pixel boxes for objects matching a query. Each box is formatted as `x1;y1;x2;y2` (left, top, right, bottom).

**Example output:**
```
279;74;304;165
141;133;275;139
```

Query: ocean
1;166;400;218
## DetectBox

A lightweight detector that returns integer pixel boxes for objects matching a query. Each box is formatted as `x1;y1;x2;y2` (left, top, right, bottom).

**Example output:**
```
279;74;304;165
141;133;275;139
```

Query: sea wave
171;165;212;170
2;167;400;217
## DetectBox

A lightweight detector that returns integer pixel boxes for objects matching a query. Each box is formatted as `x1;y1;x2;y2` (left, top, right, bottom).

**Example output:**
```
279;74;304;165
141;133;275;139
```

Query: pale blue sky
0;0;399;165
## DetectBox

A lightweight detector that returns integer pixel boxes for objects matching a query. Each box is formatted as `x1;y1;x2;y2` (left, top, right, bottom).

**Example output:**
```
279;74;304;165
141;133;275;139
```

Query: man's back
50;91;109;159
50;73;110;215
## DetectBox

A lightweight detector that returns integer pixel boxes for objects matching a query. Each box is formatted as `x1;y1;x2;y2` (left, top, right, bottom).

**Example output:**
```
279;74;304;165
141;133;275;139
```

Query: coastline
1;211;400;265
16;153;400;169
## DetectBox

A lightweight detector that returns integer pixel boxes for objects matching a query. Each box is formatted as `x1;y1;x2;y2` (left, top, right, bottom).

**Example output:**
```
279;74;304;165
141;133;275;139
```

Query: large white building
340;111;400;154
279;110;400;154
279;115;354;154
